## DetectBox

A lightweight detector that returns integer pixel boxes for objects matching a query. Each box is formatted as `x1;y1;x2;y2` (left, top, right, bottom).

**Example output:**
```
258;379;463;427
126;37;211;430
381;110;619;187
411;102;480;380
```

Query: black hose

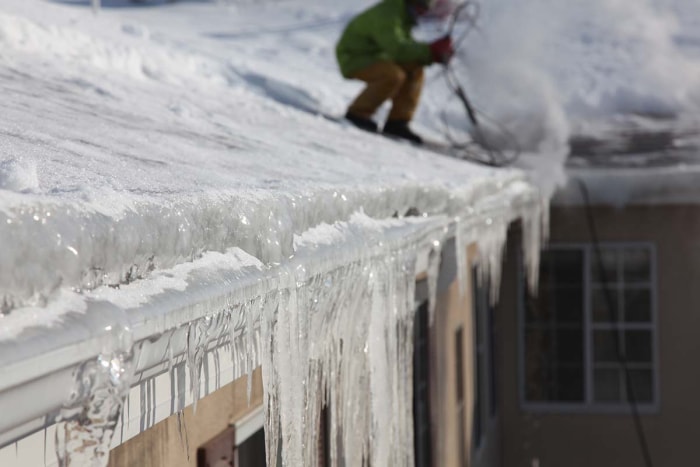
435;1;522;167
576;178;655;467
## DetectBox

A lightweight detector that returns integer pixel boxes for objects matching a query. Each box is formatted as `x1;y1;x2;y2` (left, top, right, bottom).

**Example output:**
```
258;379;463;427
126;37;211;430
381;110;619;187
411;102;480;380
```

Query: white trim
519;242;660;413
235;406;264;445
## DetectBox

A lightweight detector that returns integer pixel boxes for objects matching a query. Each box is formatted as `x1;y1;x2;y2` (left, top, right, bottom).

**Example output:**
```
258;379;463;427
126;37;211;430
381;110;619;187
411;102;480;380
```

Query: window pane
624;249;651;283
594;368;622;402
558;328;584;363
625;330;653;363
594;330;620;363
554;286;583;324
525;329;584;402
591;248;619;284
555;366;585;402
525;288;551;323
592;286;620;323
524;327;549;401
629;369;654;403
624;289;651;323
551;250;584;285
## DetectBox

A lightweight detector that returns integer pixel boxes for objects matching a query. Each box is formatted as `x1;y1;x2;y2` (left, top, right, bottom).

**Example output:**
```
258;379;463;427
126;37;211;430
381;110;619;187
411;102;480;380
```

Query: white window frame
235;406;264;445
518;242;660;414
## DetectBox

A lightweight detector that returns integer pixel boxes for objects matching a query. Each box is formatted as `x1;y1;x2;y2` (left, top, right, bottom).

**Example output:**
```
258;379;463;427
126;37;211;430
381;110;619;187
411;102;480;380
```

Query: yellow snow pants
347;61;425;122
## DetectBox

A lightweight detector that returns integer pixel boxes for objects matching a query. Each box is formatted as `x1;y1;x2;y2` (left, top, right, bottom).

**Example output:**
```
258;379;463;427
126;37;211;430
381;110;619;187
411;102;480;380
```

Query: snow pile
0;157;39;193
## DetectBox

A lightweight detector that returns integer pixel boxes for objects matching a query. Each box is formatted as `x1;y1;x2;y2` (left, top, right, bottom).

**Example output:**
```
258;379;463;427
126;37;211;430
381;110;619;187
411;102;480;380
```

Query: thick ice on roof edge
0;172;526;318
41;181;544;467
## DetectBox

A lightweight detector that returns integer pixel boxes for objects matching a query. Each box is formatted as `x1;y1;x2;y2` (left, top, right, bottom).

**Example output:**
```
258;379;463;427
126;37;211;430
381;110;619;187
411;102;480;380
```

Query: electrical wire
576;177;655;467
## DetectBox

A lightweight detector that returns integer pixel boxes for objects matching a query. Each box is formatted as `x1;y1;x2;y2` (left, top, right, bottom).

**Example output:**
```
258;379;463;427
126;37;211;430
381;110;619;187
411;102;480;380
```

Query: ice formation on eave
45;179;544;467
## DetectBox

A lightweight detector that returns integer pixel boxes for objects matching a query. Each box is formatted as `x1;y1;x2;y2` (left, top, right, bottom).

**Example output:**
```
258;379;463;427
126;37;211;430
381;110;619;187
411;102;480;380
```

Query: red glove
429;36;454;64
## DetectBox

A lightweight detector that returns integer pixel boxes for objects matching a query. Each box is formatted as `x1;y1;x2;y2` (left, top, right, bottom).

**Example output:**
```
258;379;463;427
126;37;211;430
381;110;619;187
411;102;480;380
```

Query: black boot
345;112;378;133
382;120;423;144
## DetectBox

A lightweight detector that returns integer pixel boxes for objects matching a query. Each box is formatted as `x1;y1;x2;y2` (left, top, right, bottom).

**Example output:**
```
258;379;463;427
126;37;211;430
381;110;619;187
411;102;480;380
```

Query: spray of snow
466;0;700;118
441;0;700;196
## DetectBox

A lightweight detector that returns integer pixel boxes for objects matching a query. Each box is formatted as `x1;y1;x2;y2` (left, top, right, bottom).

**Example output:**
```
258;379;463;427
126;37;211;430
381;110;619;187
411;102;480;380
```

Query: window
233;408;270;467
472;268;497;452
521;244;657;409
455;327;467;467
413;301;433;467
236;428;266;467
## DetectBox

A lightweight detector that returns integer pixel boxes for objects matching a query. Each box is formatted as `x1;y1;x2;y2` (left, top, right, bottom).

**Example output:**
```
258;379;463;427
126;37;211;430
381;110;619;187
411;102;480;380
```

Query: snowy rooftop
2;0;699;465
2;0;700;318
0;3;550;461
0;0;541;324
555;117;700;205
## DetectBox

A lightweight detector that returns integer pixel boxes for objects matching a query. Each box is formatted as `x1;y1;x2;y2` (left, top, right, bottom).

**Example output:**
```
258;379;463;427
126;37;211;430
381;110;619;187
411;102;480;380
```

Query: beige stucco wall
498;206;700;467
108;368;263;467
432;242;501;467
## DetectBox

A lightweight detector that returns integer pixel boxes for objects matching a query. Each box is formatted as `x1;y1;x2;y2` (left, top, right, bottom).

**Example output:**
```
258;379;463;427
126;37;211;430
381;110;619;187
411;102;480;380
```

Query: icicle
119;397;125;444
455;216;468;296
176;411;190;460
126;390;130;431
213;347;221;391
152;379;157;428
139;382;147;432
245;297;260;405
168;344;176;415
186;314;218;413
275;266;303;467
202;352;210;397
485;219;509;304
55;321;134;467
521;199;546;294
261;288;281;467
368;260;391;467
229;305;240;383
426;239;442;325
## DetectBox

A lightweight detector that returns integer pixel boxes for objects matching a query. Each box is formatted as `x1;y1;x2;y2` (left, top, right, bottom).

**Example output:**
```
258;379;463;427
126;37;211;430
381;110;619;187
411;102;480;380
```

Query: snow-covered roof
555;117;700;206
5;0;699;464
0;1;546;464
0;0;536;319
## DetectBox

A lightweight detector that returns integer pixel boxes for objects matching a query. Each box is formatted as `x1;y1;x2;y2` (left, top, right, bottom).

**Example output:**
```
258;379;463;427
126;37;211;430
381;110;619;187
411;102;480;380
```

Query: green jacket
336;0;432;78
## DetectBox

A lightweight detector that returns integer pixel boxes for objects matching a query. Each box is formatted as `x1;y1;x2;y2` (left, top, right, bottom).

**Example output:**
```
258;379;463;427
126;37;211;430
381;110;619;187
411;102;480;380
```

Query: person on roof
336;0;454;144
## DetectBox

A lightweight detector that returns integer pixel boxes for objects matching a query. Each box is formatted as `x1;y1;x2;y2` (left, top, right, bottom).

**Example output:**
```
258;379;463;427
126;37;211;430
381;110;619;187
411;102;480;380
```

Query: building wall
431;240;475;467
431;240;501;467
108;237;506;467
108;368;263;467
498;206;700;467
